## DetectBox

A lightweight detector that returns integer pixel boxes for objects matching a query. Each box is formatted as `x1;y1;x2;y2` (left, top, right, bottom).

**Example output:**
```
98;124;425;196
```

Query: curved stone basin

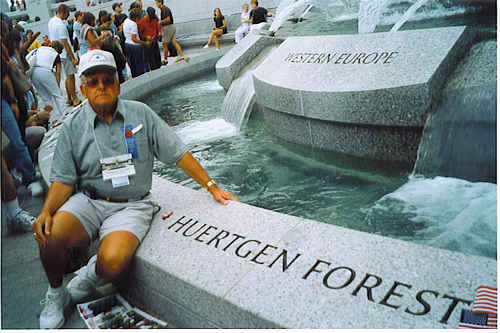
37;44;496;329
247;26;475;165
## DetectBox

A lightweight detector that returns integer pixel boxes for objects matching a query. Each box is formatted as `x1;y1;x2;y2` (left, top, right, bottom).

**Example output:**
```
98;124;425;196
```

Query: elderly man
34;50;237;329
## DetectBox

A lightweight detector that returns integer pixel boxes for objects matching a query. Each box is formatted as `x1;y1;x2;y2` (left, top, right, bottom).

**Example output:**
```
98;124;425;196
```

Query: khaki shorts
58;192;155;242
61;57;77;76
161;24;176;44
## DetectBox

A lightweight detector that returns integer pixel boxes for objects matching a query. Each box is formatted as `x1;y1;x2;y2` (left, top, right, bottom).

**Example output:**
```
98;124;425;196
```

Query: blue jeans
1;99;36;185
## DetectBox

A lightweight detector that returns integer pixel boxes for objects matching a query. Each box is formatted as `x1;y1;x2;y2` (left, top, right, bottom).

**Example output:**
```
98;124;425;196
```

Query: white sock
48;284;65;295
86;255;107;285
4;198;20;220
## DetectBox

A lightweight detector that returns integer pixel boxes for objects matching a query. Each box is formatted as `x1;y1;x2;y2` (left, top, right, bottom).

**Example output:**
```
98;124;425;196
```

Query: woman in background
138;7;161;71
203;8;227;50
80;12;109;55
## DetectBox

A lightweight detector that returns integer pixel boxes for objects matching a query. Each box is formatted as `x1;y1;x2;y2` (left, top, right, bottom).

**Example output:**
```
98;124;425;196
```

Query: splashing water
270;0;311;32
221;71;256;129
358;0;388;33
390;0;429;32
364;175;496;258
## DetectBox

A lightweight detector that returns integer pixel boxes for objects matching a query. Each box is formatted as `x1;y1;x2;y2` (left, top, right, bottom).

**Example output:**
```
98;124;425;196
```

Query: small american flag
458;285;497;329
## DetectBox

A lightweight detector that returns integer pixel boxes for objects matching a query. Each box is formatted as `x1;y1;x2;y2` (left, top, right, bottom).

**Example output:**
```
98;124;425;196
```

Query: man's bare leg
162;42;169;64
173;39;184;58
39;211;90;287
96;230;140;281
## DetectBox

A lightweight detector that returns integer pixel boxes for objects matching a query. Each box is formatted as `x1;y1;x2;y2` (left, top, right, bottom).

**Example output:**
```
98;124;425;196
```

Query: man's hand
32;210;53;248
71;56;79;66
209;185;238;205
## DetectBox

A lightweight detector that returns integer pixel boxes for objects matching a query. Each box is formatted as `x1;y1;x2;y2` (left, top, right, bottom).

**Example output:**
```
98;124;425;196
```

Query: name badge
100;153;136;188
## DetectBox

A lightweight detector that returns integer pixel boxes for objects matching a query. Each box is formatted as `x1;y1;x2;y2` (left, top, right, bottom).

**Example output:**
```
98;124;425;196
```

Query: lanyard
90;113;128;160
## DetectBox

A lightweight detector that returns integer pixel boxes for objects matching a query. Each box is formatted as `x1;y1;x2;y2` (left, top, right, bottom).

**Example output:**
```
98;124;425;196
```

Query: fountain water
269;0;311;32
358;0;388;33
173;45;278;146
390;0;429;32
221;71;255;129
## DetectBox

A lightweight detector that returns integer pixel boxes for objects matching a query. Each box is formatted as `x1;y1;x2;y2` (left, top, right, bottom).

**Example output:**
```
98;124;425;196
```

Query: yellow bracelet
205;180;216;191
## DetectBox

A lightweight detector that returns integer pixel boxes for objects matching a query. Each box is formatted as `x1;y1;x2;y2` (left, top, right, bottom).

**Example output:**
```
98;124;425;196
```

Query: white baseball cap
77;49;117;78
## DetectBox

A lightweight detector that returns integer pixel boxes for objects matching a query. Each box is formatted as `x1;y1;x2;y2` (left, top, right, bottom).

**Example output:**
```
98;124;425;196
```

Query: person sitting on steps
203;8;227;50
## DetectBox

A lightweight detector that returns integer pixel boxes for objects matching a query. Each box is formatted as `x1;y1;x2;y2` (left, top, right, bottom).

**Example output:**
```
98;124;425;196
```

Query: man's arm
61;37;78;65
32;181;74;247
55;59;61;86
176;152;238;205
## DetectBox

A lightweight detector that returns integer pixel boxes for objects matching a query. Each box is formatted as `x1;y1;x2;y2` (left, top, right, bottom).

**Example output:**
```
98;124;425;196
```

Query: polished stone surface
253;26;475;127
127;176;496;328
263;107;422;165
216;34;282;91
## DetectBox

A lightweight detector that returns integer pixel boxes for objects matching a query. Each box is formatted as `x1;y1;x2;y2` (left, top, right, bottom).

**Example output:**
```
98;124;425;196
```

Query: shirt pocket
132;132;152;162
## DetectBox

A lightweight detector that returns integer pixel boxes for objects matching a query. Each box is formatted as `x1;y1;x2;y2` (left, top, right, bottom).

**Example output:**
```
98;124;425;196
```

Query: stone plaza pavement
1;184;89;329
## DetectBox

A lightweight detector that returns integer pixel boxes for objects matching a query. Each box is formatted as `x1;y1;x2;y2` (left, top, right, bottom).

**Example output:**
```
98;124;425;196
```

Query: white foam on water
174;118;238;146
370;176;497;257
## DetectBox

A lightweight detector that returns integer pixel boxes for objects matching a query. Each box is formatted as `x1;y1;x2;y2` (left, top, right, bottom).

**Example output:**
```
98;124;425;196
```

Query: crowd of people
1;0;278;328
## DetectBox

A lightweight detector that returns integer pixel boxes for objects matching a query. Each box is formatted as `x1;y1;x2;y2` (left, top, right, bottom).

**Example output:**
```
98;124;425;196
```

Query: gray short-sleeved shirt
50;98;188;201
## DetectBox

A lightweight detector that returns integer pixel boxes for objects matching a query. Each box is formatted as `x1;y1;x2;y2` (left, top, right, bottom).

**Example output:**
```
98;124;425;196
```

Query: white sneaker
10;209;35;233
203;44;209;49
39;288;70;329
67;268;96;303
27;181;44;197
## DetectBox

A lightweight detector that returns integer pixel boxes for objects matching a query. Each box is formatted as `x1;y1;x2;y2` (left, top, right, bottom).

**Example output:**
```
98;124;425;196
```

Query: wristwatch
204;180;216;191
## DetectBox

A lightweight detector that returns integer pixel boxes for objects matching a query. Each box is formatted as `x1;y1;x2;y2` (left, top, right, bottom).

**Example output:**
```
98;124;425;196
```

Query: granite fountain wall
37;30;497;328
218;26;480;166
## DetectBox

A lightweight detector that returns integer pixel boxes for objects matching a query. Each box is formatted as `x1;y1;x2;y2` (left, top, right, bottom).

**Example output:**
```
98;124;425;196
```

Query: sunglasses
83;76;116;87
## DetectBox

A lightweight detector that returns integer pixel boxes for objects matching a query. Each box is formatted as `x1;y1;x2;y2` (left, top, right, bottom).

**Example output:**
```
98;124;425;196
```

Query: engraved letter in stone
351;273;383;302
268;249;302;272
379;281;412;309
302;259;331;280
168;216;192;233
439;295;472;324
235;239;262;259
405;290;439;316
251;244;278;264
323;266;356;290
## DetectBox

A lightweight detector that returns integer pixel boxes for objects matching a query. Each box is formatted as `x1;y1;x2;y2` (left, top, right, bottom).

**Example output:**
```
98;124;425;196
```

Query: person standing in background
73;11;84;56
123;8;150;77
138;7;161;71
155;0;186;65
48;4;81;106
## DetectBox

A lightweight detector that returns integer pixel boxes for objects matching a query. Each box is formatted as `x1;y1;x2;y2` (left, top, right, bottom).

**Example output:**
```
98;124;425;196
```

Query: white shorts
58;192;155;242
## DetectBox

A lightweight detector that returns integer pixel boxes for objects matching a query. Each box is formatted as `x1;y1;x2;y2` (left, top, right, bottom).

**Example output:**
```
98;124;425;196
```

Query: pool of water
144;73;497;259
274;0;496;37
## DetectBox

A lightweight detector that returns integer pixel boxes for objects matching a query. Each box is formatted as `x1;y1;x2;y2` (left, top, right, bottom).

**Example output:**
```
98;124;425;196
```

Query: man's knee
45;211;89;250
97;250;132;279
